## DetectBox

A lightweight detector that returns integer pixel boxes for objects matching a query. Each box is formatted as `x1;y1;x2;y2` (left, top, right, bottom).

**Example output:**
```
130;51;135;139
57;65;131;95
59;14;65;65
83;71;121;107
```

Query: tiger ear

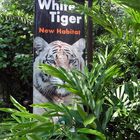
34;37;49;55
72;38;85;53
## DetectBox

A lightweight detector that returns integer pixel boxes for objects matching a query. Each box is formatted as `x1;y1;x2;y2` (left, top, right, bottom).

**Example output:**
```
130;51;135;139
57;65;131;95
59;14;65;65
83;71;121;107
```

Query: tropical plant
0;47;139;139
0;0;140;139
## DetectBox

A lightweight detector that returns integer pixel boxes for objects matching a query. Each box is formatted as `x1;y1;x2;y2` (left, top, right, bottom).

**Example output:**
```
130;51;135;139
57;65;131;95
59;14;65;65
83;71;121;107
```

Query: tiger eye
49;60;56;64
69;59;74;64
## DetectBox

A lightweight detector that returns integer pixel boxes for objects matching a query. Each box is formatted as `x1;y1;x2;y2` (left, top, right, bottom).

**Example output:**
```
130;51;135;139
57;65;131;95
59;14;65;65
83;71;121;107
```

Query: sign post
33;0;85;113
87;0;93;70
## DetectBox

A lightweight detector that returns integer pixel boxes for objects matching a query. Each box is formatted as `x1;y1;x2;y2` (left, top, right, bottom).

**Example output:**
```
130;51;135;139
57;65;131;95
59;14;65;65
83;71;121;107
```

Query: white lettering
61;15;69;26
77;16;82;24
38;0;82;26
69;5;75;10
49;11;56;22
38;0;75;11
50;11;82;26
56;11;60;22
38;0;52;10
52;0;59;10
69;16;76;24
63;4;68;11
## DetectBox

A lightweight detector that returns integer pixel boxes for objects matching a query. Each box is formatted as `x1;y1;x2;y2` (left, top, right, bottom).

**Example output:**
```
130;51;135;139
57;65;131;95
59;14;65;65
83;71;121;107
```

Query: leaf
10;96;27;112
104;65;119;80
102;107;113;130
13;112;48;122
77;128;106;140
83;114;96;127
94;99;104;119
39;64;71;84
13;121;37;130
0;108;18;113
57;84;80;95
26;134;43;140
112;0;140;12
77;105;87;120
32;102;64;112
120;84;125;99
15;122;54;137
72;134;90;140
11;114;21;123
61;104;73;119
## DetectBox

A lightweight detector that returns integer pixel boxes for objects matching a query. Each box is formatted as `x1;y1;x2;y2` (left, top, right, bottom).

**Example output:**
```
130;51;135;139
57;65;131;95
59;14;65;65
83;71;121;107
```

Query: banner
33;0;85;113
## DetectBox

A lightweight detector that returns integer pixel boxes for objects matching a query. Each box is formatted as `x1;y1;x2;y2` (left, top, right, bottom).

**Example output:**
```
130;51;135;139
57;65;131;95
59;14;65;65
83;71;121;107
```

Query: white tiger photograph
33;37;85;114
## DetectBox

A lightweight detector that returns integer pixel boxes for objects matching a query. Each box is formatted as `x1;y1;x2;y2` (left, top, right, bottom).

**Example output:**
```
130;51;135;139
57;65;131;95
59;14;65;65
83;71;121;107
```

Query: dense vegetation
0;0;33;107
0;0;140;140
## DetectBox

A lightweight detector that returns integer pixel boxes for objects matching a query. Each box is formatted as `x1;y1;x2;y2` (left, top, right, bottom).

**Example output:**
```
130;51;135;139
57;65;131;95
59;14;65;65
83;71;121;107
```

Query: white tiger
33;37;85;114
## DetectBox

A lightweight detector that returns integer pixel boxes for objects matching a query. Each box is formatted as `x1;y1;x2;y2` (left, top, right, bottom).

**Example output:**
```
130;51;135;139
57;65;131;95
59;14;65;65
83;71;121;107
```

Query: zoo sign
38;0;82;26
33;0;85;114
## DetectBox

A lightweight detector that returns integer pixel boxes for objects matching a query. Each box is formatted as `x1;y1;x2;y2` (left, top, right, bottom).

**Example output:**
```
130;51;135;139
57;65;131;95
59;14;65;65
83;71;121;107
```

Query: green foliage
39;52;139;139
0;0;140;139
45;0;140;139
112;0;140;11
0;56;139;139
1;0;34;14
0;0;33;104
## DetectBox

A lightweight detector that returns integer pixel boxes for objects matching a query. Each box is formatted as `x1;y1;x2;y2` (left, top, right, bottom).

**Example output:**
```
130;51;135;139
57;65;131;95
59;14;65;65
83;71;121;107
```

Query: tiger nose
56;58;69;69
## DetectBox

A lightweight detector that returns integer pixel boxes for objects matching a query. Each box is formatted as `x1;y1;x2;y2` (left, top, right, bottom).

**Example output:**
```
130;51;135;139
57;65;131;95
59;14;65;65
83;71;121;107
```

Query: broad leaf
78;128;106;140
102;107;113;130
83;114;96;127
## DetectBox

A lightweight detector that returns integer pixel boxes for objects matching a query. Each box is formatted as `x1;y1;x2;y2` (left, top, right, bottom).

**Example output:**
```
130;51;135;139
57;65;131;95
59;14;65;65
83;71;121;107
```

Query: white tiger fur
33;37;85;114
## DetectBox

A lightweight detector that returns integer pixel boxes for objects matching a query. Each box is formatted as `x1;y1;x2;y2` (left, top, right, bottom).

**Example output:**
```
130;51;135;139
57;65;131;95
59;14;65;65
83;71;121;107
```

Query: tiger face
33;37;85;102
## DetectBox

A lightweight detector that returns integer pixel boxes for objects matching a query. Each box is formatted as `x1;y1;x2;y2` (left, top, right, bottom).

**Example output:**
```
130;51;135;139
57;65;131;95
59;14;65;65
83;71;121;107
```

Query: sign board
33;0;85;113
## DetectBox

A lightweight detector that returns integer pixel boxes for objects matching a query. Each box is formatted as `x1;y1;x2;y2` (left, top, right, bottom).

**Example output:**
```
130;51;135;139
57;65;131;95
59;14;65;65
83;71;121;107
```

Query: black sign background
34;0;84;45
